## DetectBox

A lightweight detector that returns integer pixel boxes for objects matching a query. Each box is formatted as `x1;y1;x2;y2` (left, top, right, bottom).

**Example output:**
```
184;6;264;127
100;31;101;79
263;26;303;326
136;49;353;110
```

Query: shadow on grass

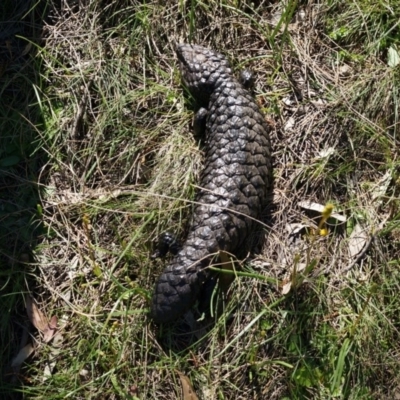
0;1;48;396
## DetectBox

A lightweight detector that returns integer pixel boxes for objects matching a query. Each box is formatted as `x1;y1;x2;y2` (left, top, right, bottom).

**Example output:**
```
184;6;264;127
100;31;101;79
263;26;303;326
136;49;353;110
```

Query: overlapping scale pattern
151;44;272;323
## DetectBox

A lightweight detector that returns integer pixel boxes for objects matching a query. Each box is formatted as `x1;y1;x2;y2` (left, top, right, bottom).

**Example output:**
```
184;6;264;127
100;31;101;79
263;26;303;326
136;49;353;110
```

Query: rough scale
150;44;272;323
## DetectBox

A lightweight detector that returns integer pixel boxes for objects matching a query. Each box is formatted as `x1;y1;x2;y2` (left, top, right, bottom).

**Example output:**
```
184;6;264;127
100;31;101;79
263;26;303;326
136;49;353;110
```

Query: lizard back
150;44;272;323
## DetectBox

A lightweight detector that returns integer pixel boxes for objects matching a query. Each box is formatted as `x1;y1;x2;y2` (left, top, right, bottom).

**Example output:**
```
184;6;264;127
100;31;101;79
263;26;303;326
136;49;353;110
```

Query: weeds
2;0;400;399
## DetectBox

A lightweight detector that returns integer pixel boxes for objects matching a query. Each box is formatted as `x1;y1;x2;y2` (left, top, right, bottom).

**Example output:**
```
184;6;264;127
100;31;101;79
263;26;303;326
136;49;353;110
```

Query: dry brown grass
3;0;400;399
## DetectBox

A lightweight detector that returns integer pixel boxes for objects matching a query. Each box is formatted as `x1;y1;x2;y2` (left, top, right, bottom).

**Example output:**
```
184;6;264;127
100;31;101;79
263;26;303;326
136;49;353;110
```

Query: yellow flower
319;228;329;236
319;203;334;232
321;203;334;219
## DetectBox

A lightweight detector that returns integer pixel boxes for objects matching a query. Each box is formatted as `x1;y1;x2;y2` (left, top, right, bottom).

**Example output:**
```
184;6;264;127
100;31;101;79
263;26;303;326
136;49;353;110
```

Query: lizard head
176;43;232;105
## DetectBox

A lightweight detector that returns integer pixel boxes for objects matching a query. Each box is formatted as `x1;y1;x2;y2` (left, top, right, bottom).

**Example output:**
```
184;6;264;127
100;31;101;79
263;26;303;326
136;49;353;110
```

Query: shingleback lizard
150;43;272;323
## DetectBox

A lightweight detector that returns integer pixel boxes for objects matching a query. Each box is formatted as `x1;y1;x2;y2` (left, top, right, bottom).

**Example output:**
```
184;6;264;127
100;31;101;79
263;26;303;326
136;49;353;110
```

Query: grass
2;0;400;398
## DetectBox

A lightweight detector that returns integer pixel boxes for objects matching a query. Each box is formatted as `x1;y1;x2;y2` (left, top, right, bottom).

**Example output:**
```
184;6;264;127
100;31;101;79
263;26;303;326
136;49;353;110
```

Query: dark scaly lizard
150;44;272;323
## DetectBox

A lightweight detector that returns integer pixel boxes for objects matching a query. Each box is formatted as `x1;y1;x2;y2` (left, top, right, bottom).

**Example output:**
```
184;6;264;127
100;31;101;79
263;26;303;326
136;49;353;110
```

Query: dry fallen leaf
11;344;35;368
43;315;58;343
284;116;295;131
295;263;307;272
49;315;58;329
282;281;292;295
348;224;369;258
298;201;346;223
287;223;309;236
26;296;48;332
43;332;63;381
371;170;392;205
26;296;58;342
177;371;199;400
